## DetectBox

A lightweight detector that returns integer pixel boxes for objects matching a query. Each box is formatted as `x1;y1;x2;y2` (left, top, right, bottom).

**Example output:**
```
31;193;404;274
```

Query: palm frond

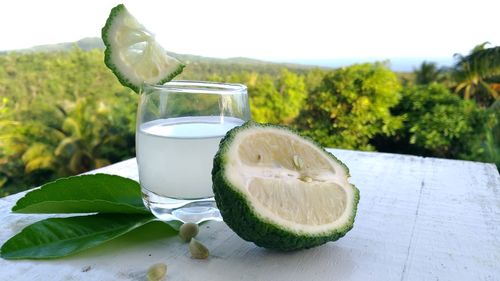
24;156;55;173
457;46;500;79
54;137;80;156
21;143;55;173
484;75;500;83
62;117;81;137
454;82;468;94
479;80;499;99
472;42;490;53
464;84;472;100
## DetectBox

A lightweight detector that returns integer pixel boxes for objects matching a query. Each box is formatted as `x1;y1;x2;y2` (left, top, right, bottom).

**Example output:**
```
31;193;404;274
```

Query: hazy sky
1;0;499;62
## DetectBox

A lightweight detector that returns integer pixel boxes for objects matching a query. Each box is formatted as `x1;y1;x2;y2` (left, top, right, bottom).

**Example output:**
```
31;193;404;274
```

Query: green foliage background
296;63;403;150
0;48;498;196
0;49;136;195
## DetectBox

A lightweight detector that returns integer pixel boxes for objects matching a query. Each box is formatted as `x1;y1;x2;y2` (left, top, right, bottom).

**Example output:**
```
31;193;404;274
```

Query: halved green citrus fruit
212;122;360;251
101;4;184;93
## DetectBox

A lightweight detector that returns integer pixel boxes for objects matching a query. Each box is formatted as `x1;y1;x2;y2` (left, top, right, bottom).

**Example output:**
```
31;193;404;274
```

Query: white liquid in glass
137;116;244;199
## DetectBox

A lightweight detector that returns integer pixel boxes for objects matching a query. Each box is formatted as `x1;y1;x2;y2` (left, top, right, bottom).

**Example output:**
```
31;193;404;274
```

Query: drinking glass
136;81;250;223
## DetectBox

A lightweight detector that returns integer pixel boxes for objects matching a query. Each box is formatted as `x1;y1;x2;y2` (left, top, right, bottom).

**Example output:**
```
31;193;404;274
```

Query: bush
248;69;307;125
295;63;403;150
466;100;499;168
378;83;497;163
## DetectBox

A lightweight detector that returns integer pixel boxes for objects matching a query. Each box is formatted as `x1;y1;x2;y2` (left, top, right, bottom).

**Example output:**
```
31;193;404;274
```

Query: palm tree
51;99;113;174
414;61;443;85
14;99;115;177
453;42;500;105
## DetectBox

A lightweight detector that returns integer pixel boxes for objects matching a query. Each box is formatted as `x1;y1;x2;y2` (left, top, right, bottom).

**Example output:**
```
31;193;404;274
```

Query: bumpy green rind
212;121;360;251
101;4;185;93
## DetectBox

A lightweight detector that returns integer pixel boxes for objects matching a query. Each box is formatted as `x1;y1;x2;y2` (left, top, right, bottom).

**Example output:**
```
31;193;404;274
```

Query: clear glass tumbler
136;81;250;223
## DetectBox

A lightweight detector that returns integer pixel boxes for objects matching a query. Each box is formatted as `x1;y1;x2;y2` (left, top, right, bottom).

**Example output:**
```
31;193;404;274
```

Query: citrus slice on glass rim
101;4;184;93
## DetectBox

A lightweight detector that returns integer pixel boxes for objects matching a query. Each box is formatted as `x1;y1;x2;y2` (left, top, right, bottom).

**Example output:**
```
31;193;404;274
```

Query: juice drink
137;116;244;199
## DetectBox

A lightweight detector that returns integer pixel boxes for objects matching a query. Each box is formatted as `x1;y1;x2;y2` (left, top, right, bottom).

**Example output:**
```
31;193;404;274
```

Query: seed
293;155;303;169
300;175;313;183
146;263;167;281
189;238;209;259
179;222;199;242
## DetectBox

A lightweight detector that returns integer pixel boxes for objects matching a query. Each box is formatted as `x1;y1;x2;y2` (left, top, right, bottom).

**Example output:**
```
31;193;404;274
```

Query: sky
1;0;499;66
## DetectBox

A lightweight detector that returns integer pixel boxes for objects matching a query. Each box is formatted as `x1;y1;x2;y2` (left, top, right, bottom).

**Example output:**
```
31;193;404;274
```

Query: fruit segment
212;122;360;251
101;4;184;93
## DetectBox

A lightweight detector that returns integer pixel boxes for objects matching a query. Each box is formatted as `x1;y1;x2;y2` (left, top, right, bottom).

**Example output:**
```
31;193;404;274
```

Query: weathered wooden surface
0;149;498;281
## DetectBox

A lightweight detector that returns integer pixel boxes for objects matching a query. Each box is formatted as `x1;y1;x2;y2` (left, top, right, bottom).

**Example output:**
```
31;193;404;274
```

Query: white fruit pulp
137;116;244;199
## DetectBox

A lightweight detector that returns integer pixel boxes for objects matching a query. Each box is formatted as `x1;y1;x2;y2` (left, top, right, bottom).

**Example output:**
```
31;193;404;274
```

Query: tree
413;61;444;85
296;63;403;150
386;83;496;161
214;69;308;125
453;42;500;105
0;96;136;193
248;69;307;124
475;100;500;169
0;49;137;196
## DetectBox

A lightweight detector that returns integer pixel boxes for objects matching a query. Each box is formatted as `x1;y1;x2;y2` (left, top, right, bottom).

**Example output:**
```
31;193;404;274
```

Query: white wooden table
0;149;499;281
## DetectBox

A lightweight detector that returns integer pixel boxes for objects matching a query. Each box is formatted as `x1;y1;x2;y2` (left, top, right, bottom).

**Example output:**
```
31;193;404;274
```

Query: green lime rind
212;121;360;251
101;4;185;93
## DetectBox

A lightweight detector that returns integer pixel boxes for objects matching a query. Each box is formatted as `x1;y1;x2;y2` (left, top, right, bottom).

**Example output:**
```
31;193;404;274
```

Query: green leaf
0;214;158;259
12;174;149;214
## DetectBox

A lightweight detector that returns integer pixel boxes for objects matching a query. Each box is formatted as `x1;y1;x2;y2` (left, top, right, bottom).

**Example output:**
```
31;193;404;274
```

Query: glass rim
142;80;247;95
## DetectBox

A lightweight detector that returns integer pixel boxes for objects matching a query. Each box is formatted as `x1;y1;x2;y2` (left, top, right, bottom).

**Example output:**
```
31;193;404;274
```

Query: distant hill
2;37;448;72
1;37;105;53
1;37;323;71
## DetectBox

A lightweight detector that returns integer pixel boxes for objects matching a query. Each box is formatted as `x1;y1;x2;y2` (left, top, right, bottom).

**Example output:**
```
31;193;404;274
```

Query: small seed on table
146;263;167;281
300;175;313;183
179;222;199;242
293;155;303;169
189;238;209;259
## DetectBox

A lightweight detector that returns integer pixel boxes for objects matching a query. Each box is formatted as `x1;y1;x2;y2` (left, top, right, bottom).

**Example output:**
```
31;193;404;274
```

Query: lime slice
212;122;360;251
101;4;184;93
